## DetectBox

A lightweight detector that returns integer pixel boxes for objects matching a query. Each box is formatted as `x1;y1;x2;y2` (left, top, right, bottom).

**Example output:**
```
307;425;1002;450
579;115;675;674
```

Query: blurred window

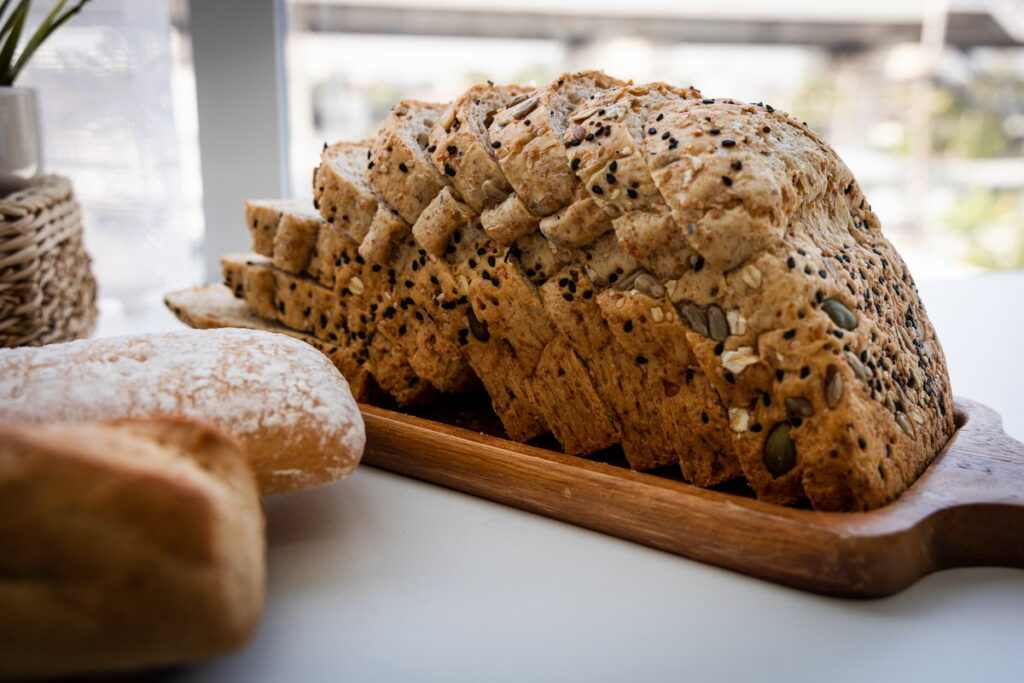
22;0;203;310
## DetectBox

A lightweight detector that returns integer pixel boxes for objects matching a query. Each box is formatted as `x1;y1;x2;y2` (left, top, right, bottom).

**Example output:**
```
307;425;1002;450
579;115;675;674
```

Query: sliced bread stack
167;72;955;511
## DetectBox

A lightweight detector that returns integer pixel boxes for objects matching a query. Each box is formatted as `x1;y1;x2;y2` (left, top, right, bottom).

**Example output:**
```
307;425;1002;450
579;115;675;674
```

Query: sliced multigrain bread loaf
192;74;952;511
488;71;626;218
369;100;451;224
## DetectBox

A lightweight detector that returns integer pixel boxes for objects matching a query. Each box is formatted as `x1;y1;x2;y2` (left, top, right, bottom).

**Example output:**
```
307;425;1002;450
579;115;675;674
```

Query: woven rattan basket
0;175;97;347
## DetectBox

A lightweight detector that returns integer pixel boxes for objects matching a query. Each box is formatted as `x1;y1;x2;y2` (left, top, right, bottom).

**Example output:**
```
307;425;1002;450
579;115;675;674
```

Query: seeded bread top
314;141;381;243
644;99;824;272
489;71;627;217
427;83;532;214
565;83;701;219
245;198;319;258
370;100;451;225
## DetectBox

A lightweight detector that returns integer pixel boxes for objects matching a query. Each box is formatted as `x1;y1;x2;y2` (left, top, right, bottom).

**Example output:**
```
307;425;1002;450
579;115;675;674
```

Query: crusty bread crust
0;417;264;679
0;328;366;495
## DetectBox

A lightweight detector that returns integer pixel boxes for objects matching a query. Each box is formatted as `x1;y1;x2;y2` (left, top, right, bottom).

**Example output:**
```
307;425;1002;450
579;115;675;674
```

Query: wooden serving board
359;396;1024;598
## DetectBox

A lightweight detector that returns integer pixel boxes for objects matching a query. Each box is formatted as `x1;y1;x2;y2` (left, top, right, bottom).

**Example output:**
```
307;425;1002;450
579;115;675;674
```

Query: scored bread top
566;82;702;219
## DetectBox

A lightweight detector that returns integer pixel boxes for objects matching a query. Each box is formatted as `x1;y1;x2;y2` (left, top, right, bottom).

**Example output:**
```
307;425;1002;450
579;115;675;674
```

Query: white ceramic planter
0;86;42;195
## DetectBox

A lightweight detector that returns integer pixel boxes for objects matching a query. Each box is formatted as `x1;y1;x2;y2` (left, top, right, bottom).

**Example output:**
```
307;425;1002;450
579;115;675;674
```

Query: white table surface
103;272;1024;683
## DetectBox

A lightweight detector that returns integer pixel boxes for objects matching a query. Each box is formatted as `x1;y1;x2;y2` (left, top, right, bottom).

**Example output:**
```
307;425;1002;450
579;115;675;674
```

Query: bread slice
313;141;380;243
427;83;532;213
245;198;318;259
369;100;451;224
405;251;546;441
0;417;264;679
307;221;356;289
164;283;379;403
489;71;626;218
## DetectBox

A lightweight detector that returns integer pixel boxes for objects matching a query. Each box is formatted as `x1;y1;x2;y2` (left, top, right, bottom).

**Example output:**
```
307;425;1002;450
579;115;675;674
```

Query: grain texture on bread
313;141;380;243
427;83;532;213
0;417;264;680
489;71;626;217
245;198;319;259
0;328;366;495
369;100;451;224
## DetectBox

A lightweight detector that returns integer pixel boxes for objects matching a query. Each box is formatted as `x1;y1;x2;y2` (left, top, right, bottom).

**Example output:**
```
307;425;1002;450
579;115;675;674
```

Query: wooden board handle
360;398;1024;597
917;400;1024;571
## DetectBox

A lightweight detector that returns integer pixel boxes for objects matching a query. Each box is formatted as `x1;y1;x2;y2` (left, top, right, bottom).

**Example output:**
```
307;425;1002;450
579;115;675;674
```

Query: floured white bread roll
0;417;264;680
0;328;366;494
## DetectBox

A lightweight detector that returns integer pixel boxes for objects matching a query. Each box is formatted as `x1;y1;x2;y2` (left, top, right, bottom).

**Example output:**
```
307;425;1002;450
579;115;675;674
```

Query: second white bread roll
0;328;365;494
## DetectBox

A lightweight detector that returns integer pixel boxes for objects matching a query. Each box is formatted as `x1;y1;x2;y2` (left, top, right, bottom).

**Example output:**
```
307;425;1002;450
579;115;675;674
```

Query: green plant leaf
0;0;29;43
9;0;70;81
0;0;30;86
0;1;18;31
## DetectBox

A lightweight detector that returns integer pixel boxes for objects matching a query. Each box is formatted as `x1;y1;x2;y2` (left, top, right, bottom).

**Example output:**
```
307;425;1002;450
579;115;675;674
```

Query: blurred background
19;0;1024;310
